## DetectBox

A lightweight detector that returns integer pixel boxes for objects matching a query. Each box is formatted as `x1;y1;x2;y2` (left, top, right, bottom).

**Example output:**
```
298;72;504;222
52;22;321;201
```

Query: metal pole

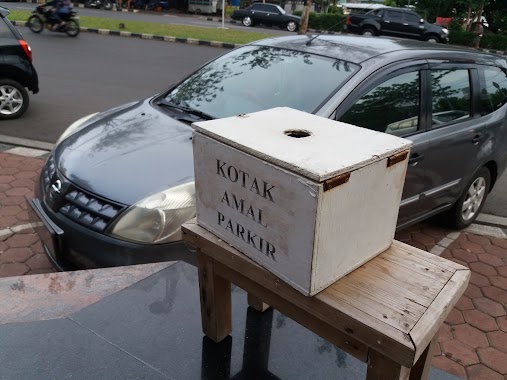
222;0;225;29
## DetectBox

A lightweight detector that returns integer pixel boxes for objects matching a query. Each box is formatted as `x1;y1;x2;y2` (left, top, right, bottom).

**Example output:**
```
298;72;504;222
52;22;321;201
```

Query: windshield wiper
157;99;214;121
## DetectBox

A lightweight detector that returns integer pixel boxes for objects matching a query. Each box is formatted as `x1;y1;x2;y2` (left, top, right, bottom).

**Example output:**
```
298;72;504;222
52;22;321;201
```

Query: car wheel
361;27;376;36
441;167;491;229
242;16;253;27
286;21;298;32
0;79;29;120
425;35;440;43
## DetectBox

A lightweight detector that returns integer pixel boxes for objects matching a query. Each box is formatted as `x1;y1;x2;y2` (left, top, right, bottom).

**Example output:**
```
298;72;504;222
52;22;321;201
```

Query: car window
166;46;359;119
251;4;263;11
479;66;507;115
265;5;280;13
385;11;403;22
404;13;421;23
430;69;471;126
338;71;420;137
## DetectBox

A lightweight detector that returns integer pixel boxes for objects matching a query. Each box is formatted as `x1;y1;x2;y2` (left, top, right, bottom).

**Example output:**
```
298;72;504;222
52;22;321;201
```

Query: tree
298;0;312;35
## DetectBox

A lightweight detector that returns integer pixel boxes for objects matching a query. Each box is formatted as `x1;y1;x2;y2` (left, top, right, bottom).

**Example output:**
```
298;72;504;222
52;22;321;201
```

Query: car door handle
408;153;424;166
472;134;483;144
403;23;408;25
385;20;390;23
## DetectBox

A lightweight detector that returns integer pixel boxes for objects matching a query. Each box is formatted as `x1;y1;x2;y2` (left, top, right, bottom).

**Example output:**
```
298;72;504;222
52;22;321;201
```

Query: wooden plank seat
182;220;470;380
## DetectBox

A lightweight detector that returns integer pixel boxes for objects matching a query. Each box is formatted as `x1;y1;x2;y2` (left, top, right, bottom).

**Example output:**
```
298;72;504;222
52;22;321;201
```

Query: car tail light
19;40;32;62
346;17;351;26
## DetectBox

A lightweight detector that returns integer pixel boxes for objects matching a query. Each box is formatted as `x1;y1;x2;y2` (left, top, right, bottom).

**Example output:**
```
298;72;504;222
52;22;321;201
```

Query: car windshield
164;45;359;119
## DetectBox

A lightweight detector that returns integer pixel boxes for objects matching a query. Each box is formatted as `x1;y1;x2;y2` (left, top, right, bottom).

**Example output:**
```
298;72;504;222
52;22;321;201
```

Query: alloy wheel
0;85;23;116
461;177;486;221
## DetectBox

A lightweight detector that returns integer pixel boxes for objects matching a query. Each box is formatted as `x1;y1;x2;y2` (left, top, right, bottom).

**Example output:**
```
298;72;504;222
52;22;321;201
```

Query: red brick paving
0;152;53;277
438;233;507;379
2;150;507;379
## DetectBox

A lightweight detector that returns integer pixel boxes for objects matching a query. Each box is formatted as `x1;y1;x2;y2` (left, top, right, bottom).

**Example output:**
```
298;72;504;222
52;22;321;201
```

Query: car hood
54;98;195;205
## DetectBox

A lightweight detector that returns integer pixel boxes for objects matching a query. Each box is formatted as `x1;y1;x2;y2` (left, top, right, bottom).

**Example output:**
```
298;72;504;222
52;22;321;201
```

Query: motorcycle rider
45;0;72;30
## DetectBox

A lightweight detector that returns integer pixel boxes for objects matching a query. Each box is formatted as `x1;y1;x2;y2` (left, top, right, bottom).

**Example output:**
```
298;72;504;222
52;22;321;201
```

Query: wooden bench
182;220;470;380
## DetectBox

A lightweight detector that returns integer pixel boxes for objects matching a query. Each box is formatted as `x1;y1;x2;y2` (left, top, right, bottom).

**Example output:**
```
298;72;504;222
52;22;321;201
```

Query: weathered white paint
193;108;412;296
193;107;412;182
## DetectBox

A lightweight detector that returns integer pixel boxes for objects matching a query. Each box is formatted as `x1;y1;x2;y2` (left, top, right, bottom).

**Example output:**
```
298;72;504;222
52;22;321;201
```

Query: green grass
7;9;276;44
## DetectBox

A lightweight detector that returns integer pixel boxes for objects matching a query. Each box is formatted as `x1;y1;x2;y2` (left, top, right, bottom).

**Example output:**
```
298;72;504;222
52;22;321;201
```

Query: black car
0;6;39;120
231;3;300;32
28;35;507;271
345;7;449;43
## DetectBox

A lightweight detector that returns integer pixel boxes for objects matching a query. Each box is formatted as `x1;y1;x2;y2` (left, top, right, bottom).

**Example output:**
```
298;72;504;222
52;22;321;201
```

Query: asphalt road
0;1;293;34
0;29;223;142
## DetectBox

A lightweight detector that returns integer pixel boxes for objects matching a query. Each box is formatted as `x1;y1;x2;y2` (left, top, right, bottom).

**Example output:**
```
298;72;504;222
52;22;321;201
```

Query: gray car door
417;63;489;216
335;62;430;227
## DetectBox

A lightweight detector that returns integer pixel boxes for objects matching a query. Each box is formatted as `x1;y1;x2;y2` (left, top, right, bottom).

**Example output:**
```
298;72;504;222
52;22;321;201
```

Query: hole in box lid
284;129;312;138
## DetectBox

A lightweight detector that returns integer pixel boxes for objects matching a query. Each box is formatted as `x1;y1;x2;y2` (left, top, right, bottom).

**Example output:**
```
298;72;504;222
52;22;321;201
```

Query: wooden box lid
193;107;412;182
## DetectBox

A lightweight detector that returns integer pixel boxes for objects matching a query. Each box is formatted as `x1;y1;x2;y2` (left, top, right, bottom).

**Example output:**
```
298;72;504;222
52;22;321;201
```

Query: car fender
359;21;380;33
0;63;36;92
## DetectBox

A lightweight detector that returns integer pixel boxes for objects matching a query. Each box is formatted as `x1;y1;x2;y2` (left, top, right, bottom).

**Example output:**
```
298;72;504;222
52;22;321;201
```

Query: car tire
425;35;440;43
440;167;491;229
0;79;29;120
242;16;253;27
361;27;376;36
286;21;298;32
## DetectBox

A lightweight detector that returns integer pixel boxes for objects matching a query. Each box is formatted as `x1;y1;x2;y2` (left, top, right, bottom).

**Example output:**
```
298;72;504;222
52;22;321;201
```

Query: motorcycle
27;5;80;37
84;0;114;10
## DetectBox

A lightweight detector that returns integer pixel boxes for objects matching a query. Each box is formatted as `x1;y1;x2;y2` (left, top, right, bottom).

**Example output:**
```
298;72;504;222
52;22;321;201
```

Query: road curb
12;20;242;49
475;213;507;229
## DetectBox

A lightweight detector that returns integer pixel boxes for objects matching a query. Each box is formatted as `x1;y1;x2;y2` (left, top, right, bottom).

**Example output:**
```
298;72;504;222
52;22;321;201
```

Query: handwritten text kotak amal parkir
215;159;277;261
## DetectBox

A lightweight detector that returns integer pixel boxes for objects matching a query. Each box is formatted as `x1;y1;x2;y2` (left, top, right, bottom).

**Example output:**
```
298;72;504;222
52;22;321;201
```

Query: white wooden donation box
192;107;412;296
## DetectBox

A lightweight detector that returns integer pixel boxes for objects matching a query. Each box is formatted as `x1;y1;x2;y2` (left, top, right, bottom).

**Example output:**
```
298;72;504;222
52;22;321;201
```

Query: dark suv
0;6;39;120
345;8;449;43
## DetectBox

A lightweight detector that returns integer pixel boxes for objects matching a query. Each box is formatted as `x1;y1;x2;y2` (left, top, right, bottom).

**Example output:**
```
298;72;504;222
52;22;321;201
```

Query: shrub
326;5;342;14
310;13;346;31
480;33;507;51
449;29;507;51
449;30;475;47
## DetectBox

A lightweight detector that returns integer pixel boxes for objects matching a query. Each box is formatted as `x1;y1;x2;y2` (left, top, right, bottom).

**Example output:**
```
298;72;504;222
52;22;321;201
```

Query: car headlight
442;28;449;34
107;182;196;244
55;112;99;146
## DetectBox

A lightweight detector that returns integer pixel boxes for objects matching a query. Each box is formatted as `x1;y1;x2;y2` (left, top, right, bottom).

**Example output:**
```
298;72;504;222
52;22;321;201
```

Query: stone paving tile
2;150;507;380
487;330;507;354
0;152;51;278
434;233;507;380
466;364;504;380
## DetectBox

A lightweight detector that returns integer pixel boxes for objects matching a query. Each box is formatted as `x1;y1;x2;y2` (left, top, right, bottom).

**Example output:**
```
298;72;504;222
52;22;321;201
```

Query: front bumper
26;180;196;271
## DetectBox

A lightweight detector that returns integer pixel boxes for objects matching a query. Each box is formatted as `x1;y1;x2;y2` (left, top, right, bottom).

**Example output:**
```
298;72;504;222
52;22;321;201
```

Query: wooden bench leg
197;250;231;343
367;350;411;380
247;293;270;312
409;335;439;380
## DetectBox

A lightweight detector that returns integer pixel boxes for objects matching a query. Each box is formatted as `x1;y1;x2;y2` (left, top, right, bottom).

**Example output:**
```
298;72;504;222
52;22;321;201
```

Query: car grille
41;154;56;194
41;155;126;233
59;189;125;232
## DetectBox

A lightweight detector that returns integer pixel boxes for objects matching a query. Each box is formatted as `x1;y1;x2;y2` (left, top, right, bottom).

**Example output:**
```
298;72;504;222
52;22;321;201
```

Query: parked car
0;6;39;120
28;35;507;271
231;3;300;32
345;7;449;43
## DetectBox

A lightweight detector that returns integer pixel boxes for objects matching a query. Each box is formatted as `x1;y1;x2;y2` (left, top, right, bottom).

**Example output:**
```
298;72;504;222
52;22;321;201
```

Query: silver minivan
28;35;507;270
